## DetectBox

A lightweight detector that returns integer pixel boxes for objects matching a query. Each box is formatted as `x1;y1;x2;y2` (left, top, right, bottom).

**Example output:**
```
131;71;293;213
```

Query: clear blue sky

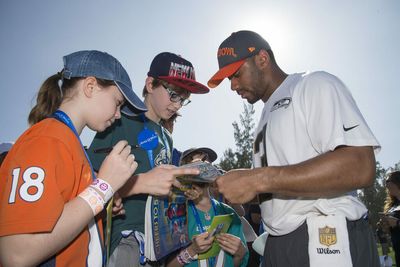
1;0;399;168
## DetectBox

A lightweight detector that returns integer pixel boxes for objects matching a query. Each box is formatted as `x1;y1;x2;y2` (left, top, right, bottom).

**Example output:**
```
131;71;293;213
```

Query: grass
377;243;396;266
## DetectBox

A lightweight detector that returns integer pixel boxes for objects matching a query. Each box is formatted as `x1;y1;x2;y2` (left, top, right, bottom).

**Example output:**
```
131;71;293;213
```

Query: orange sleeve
0;136;76;236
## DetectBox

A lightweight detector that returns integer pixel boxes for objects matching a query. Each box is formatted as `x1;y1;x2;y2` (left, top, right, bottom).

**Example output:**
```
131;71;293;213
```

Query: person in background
167;147;249;267
87;52;209;267
0;50;150;266
381;171;400;266
376;220;391;265
209;30;380;267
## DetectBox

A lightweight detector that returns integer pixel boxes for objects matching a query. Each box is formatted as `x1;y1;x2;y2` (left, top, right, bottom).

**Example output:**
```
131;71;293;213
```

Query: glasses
162;84;191;106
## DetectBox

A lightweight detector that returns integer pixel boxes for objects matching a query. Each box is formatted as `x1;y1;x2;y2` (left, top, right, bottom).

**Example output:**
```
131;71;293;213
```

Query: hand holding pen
96;140;138;193
94;145;140;154
94;145;141;164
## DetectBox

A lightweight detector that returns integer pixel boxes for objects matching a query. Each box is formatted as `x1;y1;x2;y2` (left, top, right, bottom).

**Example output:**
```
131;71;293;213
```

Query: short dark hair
142;78;163;97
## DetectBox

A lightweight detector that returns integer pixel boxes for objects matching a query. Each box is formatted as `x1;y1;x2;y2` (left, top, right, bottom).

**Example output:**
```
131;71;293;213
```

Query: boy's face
149;81;190;121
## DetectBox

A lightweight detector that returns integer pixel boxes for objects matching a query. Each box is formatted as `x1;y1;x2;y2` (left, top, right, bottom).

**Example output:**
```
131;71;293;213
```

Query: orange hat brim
207;59;246;88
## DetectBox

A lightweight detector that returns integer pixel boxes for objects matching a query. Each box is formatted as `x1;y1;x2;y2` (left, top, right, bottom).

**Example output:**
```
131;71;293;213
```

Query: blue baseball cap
62;50;147;115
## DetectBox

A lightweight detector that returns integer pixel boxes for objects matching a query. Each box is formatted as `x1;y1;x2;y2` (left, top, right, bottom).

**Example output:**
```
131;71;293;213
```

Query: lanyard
52;110;106;264
139;114;170;168
189;199;218;267
52;110;96;180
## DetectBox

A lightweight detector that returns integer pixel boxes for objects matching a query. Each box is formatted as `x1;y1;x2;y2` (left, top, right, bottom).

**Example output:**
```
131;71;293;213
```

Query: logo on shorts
319;226;337;246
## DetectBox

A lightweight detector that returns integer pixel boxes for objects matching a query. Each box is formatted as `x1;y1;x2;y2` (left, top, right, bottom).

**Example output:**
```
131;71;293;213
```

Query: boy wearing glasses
87;52;209;267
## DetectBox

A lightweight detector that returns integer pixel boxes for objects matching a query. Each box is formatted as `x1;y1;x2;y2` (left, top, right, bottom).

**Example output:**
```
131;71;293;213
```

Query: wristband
178;248;197;264
79;186;105;215
91;178;114;202
176;254;186;265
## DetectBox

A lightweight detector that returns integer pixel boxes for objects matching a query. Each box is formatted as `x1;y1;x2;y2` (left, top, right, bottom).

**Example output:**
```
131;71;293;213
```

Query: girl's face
87;84;125;132
147;81;190;122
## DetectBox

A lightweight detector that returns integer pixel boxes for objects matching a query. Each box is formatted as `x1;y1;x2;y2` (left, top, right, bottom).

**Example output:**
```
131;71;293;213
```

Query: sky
0;0;399;168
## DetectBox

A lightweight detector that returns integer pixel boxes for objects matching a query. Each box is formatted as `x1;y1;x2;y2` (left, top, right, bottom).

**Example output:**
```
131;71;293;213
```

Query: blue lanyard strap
52;110;105;263
189;199;218;233
52;110;96;180
189;198;218;267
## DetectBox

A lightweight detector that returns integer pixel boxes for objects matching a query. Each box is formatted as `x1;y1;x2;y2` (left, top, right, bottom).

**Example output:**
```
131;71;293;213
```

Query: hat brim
158;77;209;94
181;147;218;164
207;59;246;88
115;81;147;116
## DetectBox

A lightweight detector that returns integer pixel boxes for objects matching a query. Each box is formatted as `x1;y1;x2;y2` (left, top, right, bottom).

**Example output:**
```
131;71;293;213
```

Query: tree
219;103;255;170
358;161;388;231
358;161;400;231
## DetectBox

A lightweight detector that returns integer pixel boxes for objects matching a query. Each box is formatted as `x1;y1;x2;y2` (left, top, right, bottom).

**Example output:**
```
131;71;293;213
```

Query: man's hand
216;169;259;204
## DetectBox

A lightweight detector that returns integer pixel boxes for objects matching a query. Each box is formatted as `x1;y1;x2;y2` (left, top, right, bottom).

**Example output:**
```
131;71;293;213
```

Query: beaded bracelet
79;186;105;215
90;178;114;203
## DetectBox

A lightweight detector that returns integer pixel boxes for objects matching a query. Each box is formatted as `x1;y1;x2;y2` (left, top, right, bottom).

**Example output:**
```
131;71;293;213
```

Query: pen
94;145;140;154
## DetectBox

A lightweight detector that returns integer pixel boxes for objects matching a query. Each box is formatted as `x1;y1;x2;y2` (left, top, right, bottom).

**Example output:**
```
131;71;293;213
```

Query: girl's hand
216;233;247;257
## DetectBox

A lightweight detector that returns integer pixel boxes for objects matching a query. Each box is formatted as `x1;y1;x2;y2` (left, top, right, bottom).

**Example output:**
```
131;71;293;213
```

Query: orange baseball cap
208;30;271;88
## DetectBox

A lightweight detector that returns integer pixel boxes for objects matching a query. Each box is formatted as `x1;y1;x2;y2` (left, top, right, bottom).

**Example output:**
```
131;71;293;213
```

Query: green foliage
219;103;255;170
358;161;388;231
358;161;400;231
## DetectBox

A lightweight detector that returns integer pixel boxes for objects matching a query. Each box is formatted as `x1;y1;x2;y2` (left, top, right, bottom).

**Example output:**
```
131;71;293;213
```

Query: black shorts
262;218;380;267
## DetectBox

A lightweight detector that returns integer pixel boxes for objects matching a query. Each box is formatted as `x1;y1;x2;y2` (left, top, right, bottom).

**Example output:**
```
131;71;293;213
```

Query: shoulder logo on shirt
270;97;291;112
343;124;359;132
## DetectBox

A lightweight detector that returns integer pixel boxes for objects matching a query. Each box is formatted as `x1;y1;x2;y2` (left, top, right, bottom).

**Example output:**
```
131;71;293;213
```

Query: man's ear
256;49;270;69
82;76;97;97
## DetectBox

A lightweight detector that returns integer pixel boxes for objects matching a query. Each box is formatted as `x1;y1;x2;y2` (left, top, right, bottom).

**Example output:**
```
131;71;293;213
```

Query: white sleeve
300;71;380;154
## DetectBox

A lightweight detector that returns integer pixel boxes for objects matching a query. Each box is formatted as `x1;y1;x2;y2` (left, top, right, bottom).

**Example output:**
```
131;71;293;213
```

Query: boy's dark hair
142;78;163;97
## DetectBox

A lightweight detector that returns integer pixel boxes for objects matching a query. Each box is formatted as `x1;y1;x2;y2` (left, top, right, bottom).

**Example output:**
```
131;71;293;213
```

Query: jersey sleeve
0;136;75;236
300;71;380;153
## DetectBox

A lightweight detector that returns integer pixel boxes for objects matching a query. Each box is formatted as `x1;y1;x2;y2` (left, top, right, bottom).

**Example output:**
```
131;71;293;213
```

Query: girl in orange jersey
0;50;198;267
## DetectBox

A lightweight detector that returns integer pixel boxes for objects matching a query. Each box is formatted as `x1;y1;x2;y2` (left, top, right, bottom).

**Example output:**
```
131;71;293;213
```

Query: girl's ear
82;76;97;97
